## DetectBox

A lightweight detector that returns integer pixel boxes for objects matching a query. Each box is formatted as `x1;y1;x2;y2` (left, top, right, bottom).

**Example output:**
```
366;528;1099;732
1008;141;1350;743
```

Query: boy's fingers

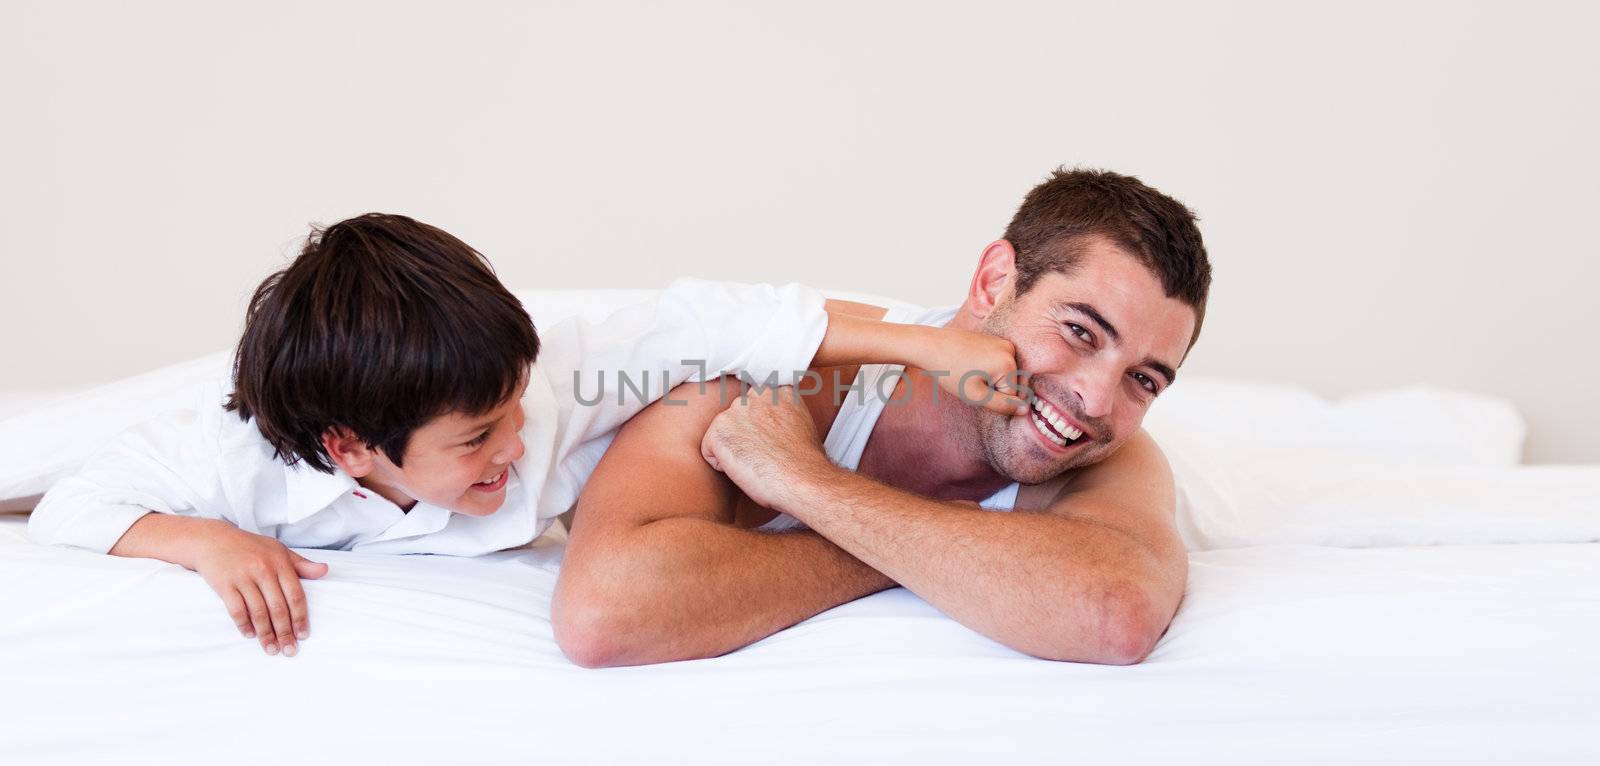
291;556;329;580
259;578;298;657
238;585;277;656
983;392;1030;416
991;372;1032;415
220;588;253;638
960;378;1025;415
962;377;991;407
280;572;311;642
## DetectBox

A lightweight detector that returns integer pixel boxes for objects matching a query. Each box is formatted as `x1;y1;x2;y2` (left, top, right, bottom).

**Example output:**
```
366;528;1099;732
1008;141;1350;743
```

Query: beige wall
3;1;1596;463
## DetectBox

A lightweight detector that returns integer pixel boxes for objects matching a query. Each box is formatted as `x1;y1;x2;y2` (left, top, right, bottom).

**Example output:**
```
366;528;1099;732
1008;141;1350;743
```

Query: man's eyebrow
1145;360;1177;387
1061;301;1120;344
1060;300;1179;386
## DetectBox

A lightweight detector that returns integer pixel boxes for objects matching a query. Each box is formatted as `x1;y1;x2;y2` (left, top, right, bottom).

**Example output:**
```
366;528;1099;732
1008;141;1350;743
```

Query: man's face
359;384;528;516
973;238;1196;484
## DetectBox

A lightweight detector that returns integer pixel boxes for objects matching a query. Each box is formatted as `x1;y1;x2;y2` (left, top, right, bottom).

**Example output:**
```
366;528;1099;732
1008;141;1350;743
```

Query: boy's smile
323;381;529;517
469;468;511;493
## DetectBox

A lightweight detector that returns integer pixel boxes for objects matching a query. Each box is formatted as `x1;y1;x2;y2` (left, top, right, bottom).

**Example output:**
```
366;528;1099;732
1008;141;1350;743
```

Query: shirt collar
282;460;363;524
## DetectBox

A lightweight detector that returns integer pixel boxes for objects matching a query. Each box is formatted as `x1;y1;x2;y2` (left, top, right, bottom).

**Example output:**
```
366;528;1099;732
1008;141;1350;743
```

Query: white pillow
1140;378;1570;550
1143;378;1526;468
1163;439;1600;549
0;351;234;511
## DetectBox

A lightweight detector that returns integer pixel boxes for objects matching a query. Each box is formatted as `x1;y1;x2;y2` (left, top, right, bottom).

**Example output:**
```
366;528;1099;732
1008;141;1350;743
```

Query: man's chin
994;456;1071;486
984;417;1095;485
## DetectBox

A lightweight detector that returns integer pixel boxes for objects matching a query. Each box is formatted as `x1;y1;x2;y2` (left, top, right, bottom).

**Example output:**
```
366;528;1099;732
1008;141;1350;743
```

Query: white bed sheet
3;516;1595;765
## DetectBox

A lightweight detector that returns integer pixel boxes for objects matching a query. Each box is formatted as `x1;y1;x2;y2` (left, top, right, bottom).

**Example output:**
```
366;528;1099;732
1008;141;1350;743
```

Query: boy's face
337;382;528;516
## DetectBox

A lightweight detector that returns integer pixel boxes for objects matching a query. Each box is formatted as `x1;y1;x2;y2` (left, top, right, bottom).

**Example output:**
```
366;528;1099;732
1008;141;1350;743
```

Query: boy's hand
189;524;328;657
912;327;1030;416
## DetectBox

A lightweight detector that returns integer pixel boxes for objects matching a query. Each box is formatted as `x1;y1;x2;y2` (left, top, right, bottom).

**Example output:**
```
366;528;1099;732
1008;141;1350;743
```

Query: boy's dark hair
1004;167;1212;348
225;213;539;473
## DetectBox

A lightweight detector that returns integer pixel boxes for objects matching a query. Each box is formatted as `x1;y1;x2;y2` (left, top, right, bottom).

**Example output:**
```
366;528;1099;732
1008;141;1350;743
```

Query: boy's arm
553;379;892;668
543;279;1024;445
28;399;325;657
815;310;1028;415
28;403;233;553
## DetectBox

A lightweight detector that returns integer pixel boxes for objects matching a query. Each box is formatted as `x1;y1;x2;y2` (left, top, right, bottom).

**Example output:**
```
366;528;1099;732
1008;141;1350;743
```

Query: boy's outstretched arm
543;281;1024;450
29;401;325;657
817;301;1029;416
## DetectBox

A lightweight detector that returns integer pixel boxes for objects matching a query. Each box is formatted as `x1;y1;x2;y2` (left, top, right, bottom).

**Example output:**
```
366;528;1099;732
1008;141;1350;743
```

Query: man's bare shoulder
607;378;748;473
570;378;748;532
1029;429;1180;540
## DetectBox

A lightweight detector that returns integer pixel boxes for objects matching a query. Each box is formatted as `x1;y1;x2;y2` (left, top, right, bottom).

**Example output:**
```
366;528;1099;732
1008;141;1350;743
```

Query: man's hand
188;522;328;657
700;385;833;511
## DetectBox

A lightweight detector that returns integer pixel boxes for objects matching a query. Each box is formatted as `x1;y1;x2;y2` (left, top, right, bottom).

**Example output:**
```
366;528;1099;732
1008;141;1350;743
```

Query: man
552;168;1212;667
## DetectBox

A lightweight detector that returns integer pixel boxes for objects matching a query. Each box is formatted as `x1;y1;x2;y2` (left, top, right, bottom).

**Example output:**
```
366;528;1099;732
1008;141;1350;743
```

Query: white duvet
2;517;1596;765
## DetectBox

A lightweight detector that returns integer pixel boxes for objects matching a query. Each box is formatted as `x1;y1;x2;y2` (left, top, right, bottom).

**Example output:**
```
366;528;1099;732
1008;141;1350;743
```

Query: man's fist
700;385;829;511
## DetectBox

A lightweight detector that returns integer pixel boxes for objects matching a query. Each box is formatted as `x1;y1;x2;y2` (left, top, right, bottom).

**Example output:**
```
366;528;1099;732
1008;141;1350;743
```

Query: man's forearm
553;517;893;668
774;466;1177;664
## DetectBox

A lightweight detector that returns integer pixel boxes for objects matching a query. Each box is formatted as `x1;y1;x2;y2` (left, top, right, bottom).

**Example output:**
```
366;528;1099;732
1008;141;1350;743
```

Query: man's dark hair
1004;167;1212;348
225;213;540;473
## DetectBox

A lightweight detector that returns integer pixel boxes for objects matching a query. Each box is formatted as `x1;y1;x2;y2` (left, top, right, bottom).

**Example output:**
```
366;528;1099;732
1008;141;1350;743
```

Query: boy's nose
496;436;525;465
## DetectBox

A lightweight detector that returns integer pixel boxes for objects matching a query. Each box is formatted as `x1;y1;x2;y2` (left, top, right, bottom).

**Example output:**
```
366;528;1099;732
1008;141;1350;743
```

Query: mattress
3;515;1596;765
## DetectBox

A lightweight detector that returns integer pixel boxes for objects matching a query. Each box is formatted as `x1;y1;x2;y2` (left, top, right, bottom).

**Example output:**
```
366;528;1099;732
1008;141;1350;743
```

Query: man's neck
855;366;1013;503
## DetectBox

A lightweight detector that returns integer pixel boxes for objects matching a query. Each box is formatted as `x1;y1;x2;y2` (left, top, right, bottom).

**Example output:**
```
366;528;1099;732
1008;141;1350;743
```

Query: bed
2;288;1597;765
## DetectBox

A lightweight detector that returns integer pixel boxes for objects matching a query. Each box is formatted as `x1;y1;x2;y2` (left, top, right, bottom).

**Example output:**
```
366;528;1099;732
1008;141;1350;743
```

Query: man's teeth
1029;399;1083;447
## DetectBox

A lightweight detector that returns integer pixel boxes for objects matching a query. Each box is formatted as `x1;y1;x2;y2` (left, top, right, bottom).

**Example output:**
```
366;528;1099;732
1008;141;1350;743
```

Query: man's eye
1131;372;1157;393
1065;323;1094;344
465;430;492;448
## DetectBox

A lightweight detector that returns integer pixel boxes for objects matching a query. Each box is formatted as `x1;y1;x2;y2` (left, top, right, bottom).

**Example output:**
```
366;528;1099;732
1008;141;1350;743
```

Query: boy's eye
465;430;492;448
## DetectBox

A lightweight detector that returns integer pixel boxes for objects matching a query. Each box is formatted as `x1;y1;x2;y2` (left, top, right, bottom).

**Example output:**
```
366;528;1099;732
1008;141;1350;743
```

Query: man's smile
1027;396;1090;452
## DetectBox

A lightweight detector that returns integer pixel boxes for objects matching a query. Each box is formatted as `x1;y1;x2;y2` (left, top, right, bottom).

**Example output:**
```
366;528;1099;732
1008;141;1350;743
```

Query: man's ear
964;239;1017;320
320;426;378;478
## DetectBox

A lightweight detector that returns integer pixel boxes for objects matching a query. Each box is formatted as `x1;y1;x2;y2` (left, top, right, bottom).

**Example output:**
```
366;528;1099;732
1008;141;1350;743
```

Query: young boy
28;213;1023;658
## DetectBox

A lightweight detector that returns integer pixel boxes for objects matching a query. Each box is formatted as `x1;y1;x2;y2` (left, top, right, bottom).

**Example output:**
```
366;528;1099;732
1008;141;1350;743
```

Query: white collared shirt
28;278;829;556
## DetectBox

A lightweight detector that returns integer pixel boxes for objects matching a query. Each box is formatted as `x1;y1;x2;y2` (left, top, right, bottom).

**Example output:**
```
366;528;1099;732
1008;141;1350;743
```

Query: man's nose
1067;365;1118;420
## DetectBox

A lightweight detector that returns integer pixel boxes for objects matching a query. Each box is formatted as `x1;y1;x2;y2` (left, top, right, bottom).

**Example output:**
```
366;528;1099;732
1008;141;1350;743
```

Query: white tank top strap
818;304;931;472
978;482;1020;510
818;362;900;472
